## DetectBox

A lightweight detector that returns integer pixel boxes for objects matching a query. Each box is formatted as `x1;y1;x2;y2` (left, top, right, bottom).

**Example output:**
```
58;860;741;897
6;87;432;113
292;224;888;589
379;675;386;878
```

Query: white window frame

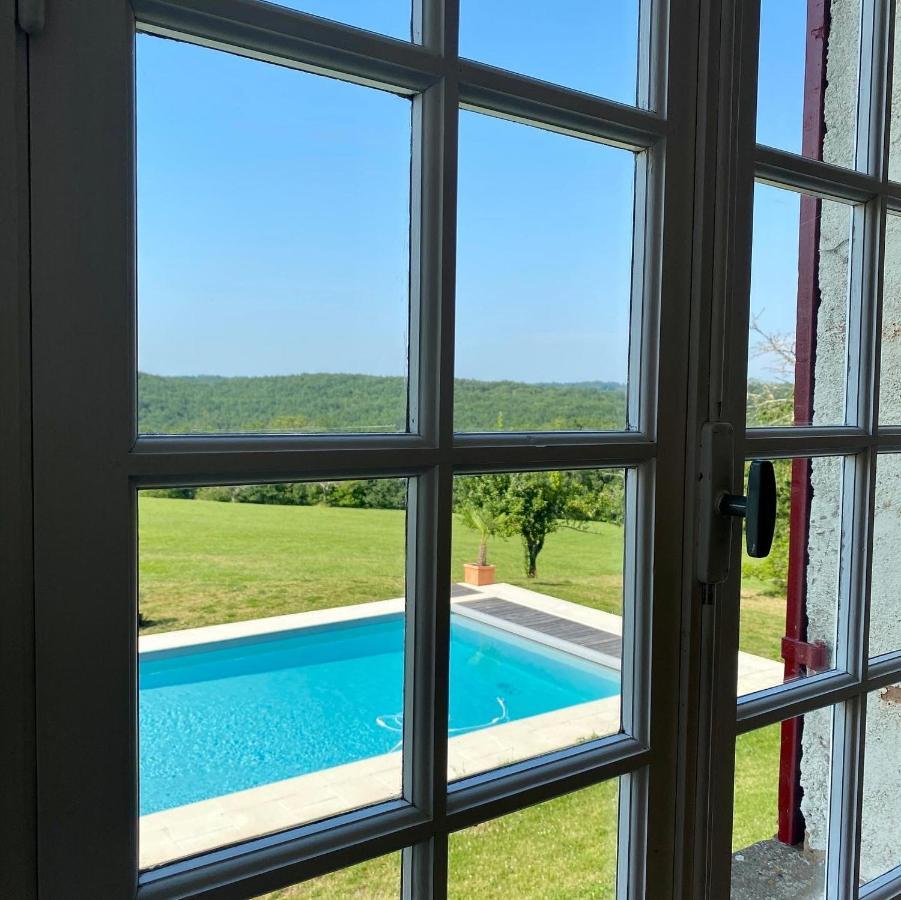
696;0;901;897
19;0;710;897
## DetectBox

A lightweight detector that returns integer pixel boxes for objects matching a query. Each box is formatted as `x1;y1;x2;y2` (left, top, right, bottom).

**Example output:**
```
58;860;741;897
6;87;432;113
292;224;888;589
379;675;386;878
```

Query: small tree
455;474;511;566
504;471;580;578
746;312;795;594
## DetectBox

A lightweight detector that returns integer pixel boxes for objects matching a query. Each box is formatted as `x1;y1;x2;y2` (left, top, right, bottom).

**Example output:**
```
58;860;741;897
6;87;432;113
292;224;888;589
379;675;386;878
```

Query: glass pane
448;780;619;898
860;683;901;884
748;185;852;428
254;852;401;899
459;0;640;104
448;469;625;781
138;479;408;868
879;215;901;422
731;710;832;898
756;0;860;169
137;37;411;435
738;457;844;698
455;111;634;433
870;456;901;657
272;1;411;41
889;9;901;181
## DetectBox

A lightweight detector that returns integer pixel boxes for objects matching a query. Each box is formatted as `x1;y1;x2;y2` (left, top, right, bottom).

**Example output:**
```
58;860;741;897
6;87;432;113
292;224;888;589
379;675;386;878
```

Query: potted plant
456;474;510;586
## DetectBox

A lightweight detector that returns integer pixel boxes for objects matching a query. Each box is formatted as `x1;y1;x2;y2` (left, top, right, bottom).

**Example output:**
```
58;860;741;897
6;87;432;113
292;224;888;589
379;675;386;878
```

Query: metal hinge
781;637;828;673
17;0;44;35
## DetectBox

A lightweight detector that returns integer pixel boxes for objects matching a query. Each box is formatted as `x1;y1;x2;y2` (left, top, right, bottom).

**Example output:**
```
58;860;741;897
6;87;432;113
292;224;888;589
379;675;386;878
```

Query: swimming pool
139;611;619;815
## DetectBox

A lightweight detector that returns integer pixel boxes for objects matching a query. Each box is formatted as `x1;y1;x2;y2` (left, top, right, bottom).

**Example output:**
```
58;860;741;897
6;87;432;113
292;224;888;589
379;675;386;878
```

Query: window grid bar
859;863;901;900
755;146;881;205
134;1;443;95
742;428;872;456
827;696;867;900
837;0;892;886
736;671;862;733
125;441;657;487
736;656;901;735
745;430;901;454
456;62;666;149
401;0;457;893
137;801;428;900
445;738;650;832
865;651;901;687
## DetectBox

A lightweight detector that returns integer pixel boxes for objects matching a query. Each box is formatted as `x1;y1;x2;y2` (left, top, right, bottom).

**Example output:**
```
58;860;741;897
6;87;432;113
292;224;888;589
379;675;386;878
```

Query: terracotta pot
463;563;495;586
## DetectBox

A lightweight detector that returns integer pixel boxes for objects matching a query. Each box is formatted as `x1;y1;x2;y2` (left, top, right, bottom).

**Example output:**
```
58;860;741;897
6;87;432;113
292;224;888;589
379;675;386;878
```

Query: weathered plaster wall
802;0;901;879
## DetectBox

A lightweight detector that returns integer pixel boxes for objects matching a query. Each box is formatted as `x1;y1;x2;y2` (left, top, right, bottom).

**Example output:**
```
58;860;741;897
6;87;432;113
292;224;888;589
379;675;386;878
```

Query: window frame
25;0;704;897
699;0;901;896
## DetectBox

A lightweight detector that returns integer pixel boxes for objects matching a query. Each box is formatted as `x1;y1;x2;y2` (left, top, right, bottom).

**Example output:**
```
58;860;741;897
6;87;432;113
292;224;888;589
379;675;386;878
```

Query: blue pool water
140;613;619;815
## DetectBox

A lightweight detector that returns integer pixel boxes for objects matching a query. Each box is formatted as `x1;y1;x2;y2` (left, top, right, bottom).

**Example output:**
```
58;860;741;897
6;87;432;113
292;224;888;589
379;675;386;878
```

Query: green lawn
137;497;626;634
264;781;621;900
139;497;782;661
262;729;781;899
138;498;785;897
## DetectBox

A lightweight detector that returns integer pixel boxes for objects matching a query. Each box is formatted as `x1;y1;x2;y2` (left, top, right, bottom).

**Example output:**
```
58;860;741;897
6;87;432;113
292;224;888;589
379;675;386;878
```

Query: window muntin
136;36;412;436
879;214;901;424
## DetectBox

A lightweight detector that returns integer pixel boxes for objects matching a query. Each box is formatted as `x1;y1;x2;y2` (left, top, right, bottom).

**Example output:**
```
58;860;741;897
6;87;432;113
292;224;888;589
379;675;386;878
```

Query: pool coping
139;584;782;870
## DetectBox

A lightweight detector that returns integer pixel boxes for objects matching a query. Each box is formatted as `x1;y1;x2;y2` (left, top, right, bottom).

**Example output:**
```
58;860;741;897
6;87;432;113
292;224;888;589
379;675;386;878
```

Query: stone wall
801;0;901;879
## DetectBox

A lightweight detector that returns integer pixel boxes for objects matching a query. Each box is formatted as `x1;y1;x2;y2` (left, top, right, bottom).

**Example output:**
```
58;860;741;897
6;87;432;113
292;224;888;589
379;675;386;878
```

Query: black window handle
717;459;777;558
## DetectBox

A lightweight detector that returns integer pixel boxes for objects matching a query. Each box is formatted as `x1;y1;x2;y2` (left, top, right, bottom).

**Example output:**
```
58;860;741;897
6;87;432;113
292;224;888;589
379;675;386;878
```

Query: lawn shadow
139;615;179;631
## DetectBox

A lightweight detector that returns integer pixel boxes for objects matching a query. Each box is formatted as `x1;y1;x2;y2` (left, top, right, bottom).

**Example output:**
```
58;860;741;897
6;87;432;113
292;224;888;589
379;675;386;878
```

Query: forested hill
138;373;627;433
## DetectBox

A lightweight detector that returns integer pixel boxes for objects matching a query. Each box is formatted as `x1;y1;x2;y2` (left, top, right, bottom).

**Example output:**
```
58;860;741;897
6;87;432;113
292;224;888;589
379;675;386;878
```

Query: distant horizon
138;369;793;388
138;370;629;388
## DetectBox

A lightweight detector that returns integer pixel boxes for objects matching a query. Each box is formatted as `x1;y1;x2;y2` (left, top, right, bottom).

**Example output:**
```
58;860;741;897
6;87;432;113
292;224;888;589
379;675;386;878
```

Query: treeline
138;372;627;434
146;479;408;510
145;470;624;524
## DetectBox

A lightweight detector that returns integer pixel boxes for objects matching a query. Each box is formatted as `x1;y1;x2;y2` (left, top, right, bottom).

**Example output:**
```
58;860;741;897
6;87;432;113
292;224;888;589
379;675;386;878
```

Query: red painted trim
778;0;829;847
781;636;828;672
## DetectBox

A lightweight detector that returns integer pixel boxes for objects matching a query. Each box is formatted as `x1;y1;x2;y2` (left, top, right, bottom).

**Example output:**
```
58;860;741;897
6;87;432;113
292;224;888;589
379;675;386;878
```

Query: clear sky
137;0;819;385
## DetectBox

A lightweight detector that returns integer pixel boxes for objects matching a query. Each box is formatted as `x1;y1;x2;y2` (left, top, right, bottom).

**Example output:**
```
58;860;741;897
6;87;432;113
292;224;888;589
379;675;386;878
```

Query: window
28;1;687;897
24;0;901;897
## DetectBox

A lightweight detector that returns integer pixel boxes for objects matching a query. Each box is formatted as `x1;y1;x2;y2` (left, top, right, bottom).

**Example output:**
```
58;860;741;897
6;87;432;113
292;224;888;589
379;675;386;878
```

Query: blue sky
137;0;814;384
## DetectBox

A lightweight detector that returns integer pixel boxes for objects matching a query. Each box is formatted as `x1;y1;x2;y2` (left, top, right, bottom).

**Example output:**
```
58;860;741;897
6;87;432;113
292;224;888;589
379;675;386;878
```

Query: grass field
138;497;783;661
138;497;784;897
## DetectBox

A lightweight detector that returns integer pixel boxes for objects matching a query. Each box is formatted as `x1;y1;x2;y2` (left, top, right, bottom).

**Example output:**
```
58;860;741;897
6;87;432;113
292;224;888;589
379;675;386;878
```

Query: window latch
717;459;777;559
17;0;44;35
698;423;778;586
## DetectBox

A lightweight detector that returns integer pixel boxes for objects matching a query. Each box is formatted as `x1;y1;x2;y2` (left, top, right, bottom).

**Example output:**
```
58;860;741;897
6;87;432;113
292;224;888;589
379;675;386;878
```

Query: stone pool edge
139;584;782;869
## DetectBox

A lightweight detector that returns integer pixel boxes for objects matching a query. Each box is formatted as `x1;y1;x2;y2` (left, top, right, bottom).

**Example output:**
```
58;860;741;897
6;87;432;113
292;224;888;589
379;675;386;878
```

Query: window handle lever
717;459;777;558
